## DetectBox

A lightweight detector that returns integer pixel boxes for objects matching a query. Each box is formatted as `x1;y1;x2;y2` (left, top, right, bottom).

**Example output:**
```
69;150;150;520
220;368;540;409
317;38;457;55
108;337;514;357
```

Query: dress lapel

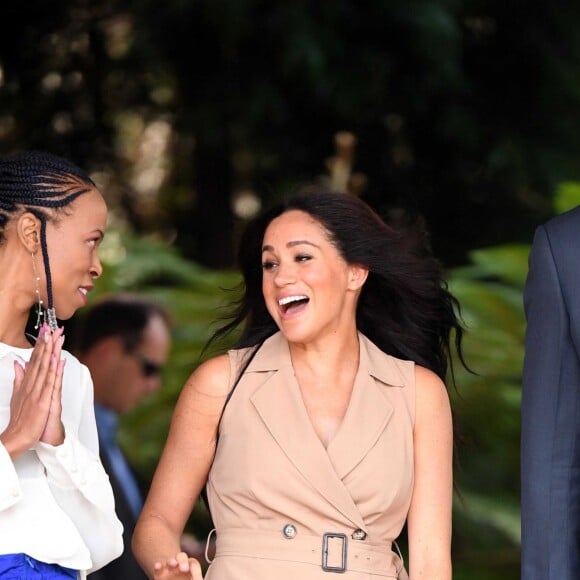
249;333;366;528
327;334;406;480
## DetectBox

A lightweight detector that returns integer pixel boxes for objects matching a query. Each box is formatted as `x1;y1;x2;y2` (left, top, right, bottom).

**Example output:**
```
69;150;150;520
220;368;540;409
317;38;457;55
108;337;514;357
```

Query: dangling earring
46;307;58;332
38;219;58;332
31;252;44;330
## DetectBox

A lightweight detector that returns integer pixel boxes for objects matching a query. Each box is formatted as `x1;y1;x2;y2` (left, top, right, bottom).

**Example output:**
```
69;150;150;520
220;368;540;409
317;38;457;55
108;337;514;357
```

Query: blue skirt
0;554;77;579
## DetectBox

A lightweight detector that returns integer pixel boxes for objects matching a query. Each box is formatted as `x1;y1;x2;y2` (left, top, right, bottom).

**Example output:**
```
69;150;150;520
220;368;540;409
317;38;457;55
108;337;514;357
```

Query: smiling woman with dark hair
0;151;122;579
134;189;464;580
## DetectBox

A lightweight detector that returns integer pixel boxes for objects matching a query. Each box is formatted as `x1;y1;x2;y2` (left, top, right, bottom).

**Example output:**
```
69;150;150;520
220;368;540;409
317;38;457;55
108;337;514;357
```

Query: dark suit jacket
522;205;580;579
88;449;148;580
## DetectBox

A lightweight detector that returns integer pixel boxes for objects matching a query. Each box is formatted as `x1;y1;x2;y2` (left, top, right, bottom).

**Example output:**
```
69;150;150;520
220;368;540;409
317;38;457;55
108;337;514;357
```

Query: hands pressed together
152;552;203;580
1;323;66;458
3;324;206;580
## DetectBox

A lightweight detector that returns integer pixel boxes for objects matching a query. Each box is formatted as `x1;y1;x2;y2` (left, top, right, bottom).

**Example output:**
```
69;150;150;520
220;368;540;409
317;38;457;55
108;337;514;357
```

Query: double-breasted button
282;524;297;539
352;528;367;541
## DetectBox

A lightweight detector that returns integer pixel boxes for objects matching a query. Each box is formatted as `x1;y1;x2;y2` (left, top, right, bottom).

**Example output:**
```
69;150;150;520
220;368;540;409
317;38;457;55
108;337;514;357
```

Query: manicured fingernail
38;325;45;338
43;330;50;344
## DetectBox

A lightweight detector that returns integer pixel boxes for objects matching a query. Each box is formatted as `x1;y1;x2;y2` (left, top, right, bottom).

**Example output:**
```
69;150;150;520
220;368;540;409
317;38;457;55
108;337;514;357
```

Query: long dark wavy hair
214;189;465;383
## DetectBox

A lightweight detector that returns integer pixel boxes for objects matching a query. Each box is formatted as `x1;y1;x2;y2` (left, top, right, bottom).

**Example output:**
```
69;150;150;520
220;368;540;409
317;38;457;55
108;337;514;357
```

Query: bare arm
406;365;453;580
132;354;230;579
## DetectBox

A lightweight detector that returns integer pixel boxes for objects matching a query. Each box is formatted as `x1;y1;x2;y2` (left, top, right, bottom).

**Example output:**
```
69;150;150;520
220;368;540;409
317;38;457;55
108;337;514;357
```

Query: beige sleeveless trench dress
205;331;415;579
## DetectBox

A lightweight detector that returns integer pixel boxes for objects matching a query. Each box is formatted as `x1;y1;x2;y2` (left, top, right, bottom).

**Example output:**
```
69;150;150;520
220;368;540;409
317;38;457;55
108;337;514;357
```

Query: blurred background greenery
4;1;580;577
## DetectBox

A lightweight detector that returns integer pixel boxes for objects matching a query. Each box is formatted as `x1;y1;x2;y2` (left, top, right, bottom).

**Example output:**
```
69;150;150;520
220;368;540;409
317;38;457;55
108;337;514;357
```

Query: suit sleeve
521;224;580;579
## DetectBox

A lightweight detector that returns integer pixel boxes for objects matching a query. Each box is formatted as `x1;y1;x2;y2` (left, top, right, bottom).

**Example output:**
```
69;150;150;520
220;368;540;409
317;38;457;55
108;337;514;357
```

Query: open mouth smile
278;294;310;315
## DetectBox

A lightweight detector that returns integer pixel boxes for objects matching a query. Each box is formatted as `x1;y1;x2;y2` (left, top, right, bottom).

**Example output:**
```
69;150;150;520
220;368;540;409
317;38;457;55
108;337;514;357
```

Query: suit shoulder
542;205;580;240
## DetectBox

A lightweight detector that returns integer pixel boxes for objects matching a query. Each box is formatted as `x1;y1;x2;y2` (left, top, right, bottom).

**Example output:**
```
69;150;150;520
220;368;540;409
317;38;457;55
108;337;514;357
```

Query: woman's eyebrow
262;240;320;252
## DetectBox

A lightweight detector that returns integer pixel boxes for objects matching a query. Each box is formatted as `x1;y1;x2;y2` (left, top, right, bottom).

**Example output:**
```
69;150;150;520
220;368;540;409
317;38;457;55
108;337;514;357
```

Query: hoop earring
31;252;44;330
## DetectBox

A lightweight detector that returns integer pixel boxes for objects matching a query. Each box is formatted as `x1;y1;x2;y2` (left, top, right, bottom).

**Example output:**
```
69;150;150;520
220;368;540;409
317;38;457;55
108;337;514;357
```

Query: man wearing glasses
71;294;171;580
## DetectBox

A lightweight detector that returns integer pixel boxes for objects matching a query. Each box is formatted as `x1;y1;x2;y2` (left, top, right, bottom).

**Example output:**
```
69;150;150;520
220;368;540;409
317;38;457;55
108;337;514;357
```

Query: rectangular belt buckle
322;532;347;573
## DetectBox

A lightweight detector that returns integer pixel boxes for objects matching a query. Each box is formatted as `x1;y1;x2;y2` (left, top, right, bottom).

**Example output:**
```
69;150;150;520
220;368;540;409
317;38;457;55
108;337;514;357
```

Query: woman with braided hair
0;151;123;579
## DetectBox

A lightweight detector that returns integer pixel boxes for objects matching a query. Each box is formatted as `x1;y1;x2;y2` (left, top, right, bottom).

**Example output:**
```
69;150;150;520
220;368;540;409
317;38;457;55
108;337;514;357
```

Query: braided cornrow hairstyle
0;151;96;329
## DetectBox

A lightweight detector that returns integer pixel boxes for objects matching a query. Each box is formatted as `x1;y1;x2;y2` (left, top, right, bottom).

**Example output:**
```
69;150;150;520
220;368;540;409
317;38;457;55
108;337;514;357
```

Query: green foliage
554;181;580;214
448;243;524;577
85;230;242;534
92;231;241;467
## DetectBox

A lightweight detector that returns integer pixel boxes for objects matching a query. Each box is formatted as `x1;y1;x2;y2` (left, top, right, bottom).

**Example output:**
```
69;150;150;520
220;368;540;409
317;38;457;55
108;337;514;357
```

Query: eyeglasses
133;353;163;377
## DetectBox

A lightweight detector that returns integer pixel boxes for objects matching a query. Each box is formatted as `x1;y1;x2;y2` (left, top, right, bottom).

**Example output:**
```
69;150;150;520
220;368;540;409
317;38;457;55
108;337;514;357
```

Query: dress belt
209;527;406;577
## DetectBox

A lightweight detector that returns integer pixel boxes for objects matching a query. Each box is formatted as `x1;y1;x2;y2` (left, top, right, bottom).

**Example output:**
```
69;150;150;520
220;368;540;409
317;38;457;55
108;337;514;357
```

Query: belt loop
393;539;406;574
205;528;217;564
322;532;348;573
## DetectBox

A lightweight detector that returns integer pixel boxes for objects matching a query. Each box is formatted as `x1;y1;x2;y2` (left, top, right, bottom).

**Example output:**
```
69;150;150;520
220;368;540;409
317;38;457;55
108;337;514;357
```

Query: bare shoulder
165;355;230;439
173;353;231;418
414;365;451;417
184;353;231;395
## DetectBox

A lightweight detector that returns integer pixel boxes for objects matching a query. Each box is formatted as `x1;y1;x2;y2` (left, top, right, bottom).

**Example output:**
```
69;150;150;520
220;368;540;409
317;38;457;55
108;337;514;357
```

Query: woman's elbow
131;517;148;561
